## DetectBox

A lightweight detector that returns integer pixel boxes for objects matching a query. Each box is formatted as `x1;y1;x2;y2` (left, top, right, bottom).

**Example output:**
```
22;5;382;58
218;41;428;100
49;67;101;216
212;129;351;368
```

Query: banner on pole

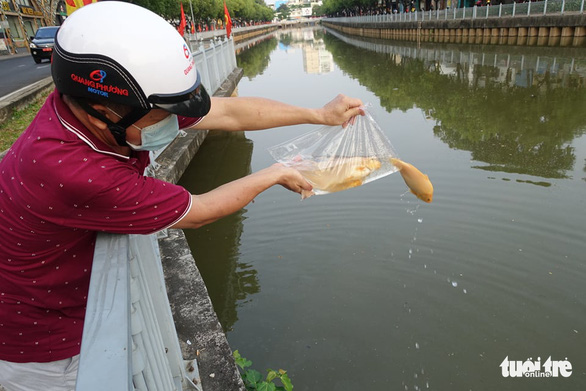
224;1;232;38
178;2;186;36
65;0;98;16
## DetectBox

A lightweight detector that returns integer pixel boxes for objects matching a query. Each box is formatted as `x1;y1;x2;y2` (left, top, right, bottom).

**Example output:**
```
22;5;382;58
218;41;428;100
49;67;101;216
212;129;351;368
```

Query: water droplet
463;289;467;294
415;342;420;349
417;218;423;223
451;281;458;288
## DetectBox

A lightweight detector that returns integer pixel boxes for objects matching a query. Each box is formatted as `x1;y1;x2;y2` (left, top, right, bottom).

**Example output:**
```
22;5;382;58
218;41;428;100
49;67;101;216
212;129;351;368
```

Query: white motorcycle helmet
51;1;210;145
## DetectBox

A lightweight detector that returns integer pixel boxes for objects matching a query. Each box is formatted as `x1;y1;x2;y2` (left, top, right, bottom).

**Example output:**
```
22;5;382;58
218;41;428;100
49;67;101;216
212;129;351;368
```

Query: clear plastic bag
268;105;399;198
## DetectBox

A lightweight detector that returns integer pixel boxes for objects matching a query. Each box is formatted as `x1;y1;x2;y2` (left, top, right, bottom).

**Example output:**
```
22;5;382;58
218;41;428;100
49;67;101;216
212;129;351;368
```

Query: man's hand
318;94;365;127
269;163;313;195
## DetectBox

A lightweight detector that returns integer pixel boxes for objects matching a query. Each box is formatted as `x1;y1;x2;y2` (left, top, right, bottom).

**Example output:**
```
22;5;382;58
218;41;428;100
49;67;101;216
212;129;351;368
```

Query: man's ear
84;103;111;131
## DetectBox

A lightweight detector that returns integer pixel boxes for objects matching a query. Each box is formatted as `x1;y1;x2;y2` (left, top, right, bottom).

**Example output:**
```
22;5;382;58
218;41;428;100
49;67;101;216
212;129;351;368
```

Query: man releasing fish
390;158;434;203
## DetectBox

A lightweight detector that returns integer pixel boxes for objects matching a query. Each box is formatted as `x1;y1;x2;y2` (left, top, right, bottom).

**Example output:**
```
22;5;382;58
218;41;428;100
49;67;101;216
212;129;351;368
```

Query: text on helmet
70;73;129;97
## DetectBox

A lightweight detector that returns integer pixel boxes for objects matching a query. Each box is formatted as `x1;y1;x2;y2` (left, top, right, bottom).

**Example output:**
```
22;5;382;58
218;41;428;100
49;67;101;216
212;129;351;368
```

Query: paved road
0;53;52;99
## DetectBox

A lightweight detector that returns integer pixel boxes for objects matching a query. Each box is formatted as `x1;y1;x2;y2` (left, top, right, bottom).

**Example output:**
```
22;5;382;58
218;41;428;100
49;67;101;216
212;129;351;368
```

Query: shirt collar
51;91;145;161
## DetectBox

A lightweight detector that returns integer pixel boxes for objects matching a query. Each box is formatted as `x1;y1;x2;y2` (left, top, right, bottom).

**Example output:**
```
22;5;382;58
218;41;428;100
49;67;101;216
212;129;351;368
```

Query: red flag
224;1;232;38
178;2;186;36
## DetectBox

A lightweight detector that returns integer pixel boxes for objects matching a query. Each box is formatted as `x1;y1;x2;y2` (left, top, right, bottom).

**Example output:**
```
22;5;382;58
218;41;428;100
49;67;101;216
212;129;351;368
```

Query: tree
277;4;291;20
132;0;273;25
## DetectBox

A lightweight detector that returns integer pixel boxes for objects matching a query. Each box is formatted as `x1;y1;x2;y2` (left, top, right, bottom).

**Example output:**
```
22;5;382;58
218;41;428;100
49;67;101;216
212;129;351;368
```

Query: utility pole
189;0;196;37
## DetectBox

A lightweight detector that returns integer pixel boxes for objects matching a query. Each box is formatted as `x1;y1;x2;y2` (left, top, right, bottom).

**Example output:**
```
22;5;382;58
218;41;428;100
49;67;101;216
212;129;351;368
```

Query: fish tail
390;157;403;170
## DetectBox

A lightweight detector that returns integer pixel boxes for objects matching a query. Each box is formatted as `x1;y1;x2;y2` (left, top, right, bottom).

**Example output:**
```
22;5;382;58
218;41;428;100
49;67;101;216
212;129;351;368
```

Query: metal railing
76;233;201;391
326;0;585;23
188;36;237;96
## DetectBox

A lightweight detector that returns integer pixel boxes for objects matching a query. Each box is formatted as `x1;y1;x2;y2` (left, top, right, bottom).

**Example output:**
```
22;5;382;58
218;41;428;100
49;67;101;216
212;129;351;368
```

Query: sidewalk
0;51;30;61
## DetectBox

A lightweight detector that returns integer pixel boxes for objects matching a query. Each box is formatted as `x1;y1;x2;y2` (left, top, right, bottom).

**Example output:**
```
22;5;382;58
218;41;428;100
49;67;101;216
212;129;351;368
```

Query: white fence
189;37;237;96
327;0;585;23
76;234;200;391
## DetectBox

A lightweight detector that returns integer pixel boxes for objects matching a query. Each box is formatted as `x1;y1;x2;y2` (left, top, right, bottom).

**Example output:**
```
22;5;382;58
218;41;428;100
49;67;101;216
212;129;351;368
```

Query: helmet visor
148;71;211;118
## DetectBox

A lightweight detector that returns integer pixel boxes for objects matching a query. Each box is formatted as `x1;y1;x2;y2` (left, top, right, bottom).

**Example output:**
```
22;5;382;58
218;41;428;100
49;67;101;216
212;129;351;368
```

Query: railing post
527;0;531;15
197;42;212;94
499;3;502;17
486;4;490;18
513;1;516;17
581;0;585;13
544;0;548;14
561;0;565;14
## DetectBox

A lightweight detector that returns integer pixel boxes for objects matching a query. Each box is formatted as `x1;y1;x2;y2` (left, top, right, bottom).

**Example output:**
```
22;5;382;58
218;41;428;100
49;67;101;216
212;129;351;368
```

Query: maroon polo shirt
0;90;200;363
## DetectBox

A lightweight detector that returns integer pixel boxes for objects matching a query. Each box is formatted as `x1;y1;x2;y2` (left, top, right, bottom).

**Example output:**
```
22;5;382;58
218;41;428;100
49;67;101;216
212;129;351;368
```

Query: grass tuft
0;89;52;152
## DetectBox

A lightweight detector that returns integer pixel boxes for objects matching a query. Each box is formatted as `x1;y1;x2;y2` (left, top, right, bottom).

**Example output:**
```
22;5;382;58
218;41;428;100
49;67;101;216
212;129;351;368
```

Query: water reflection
236;36;278;79
177;131;258;331
237;29;337;77
280;29;335;74
324;28;586;180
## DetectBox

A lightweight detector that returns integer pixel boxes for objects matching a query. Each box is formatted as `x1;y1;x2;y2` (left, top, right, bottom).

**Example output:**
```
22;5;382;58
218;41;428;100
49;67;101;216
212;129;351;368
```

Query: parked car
30;26;59;64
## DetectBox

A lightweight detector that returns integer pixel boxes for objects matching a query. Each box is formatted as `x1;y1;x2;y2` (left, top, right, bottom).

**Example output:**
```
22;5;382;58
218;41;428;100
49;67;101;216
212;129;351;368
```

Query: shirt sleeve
178;115;203;130
31;156;192;235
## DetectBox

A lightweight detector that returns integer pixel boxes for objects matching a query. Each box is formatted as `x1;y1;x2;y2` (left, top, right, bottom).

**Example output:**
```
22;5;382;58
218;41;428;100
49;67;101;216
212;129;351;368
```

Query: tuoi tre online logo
500;356;572;378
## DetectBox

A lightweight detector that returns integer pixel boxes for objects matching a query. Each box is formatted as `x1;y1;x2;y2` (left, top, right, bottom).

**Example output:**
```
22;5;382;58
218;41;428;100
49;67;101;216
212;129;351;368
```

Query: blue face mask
107;107;180;151
126;114;180;151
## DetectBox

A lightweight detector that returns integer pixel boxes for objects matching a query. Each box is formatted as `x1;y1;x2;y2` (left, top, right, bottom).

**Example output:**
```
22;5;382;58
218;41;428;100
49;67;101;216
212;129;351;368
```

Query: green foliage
276;4;291;20
0;89;51;152
321;0;382;16
236;37;278;79
133;0;274;23
233;350;293;391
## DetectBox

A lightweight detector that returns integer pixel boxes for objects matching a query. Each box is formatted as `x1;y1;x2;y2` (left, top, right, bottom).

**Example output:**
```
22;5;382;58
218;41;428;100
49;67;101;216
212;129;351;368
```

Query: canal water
179;27;586;390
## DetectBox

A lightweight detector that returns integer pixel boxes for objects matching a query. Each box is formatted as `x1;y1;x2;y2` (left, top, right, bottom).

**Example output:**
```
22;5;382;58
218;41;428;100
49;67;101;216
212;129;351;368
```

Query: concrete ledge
0;76;54;123
156;67;246;391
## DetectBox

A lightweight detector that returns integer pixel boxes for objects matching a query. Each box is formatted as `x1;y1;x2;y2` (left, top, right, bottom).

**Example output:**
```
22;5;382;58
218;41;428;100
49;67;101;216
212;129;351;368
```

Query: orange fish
390;158;433;203
298;157;382;198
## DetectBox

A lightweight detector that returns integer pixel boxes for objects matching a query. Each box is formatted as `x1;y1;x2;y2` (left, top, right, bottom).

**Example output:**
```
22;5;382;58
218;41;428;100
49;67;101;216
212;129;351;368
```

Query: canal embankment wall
155;68;246;391
322;12;586;47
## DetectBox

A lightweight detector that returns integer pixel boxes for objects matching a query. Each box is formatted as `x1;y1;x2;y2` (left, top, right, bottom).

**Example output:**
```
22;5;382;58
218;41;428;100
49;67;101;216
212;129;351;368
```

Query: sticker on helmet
89;70;107;83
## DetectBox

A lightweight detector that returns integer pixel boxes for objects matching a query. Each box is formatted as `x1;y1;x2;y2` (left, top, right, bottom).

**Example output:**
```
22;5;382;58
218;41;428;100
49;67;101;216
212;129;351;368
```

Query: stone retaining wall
323;13;586;46
155;68;247;391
